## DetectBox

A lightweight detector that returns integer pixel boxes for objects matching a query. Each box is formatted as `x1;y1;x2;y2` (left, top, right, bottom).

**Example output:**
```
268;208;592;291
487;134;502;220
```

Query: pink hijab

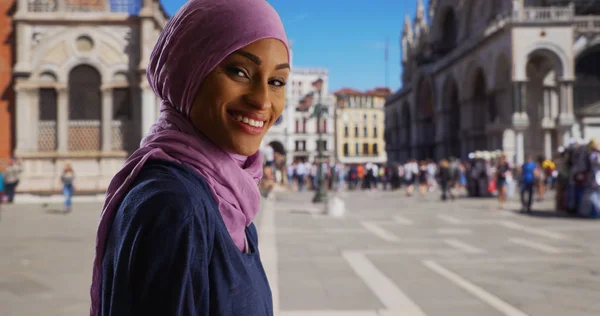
89;0;289;314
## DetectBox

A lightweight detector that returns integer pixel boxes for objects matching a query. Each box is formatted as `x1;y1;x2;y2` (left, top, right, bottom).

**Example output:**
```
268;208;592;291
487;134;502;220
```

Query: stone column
515;130;525;166
29;88;40;151
101;86;114;151
511;81;529;166
57;86;69;153
544;131;553;160
14;83;33;154
13;23;32;74
557;80;575;126
556;80;575;146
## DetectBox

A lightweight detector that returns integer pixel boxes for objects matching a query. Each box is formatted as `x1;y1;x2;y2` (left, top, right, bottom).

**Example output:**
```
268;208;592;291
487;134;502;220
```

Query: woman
89;1;290;315
61;163;75;213
495;154;510;209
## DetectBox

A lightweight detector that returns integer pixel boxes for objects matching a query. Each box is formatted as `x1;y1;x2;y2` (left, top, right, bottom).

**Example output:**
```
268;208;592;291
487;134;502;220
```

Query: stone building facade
262;48;335;165
385;0;600;165
0;0;15;167
12;0;167;193
334;88;390;165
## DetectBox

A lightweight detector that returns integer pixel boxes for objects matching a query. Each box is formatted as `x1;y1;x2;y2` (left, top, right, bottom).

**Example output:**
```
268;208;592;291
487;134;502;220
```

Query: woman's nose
244;82;272;110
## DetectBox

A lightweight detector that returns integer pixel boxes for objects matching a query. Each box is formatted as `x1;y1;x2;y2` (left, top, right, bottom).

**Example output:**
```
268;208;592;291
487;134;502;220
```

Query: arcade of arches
18;64;139;156
392;48;597;164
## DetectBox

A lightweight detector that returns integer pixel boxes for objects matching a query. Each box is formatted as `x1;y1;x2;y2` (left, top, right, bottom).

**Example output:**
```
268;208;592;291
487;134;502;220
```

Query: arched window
68;65;102;151
438;8;458;55
37;71;58;151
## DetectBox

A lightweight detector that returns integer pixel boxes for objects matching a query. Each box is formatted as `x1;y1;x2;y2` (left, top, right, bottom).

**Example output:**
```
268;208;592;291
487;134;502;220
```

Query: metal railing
38;121;57;151
26;0;142;14
511;6;574;22
574;15;600;32
68;120;101;152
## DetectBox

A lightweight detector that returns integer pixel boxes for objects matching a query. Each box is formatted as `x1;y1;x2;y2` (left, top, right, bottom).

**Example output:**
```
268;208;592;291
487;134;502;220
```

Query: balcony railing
425;5;600;75
26;0;141;14
574;15;600;32
511;6;574;22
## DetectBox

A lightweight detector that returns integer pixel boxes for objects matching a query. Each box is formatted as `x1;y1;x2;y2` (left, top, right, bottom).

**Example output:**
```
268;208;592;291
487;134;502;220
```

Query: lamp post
311;90;328;203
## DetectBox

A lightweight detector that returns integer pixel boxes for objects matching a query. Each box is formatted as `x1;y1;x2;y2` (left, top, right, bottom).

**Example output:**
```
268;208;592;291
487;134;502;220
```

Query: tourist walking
496;154;511;209
61;163;75;213
521;155;538;212
2;158;22;204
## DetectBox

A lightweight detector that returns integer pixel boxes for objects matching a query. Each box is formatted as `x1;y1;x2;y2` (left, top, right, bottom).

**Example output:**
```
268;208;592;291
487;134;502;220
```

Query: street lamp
310;90;329;203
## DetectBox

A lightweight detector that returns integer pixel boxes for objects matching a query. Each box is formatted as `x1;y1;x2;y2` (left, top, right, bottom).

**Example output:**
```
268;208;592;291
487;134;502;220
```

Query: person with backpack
521;154;538;212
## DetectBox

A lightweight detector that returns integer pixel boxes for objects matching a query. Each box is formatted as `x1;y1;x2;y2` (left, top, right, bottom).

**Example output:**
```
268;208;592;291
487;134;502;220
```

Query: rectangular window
295;140;300;151
363;143;369;155
39;88;57;121
355;143;359;155
323;140;327;151
354;126;359;137
373;127;378;138
344;126;349;137
301;141;306;151
302;118;307;133
323;119;327;133
343;143;349;156
373;143;378;155
295;119;300;133
113;88;132;120
363;127;368;137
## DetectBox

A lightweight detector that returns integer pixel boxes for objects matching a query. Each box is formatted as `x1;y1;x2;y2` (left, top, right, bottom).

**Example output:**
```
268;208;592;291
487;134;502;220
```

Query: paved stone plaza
1;190;599;316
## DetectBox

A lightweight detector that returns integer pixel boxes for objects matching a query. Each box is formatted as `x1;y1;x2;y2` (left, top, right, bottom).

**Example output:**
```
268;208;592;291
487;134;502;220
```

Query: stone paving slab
1;189;599;316
273;190;600;315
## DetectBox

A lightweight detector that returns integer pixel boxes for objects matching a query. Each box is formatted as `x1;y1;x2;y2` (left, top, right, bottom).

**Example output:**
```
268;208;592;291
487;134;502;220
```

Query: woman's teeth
235;115;265;127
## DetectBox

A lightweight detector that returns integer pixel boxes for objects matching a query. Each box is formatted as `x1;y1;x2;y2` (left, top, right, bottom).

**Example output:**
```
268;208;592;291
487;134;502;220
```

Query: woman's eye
270;79;286;87
227;67;248;79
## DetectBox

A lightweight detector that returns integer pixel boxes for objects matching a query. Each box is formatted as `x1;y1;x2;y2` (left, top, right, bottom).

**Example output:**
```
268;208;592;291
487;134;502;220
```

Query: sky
160;0;428;93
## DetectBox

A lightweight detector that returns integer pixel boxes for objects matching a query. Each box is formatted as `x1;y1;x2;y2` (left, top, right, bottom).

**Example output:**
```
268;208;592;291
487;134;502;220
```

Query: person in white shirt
295;160;307;191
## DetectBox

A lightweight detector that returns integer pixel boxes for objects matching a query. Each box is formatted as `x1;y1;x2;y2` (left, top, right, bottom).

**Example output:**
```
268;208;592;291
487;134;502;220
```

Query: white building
262;45;335;164
12;0;167;193
385;0;600;165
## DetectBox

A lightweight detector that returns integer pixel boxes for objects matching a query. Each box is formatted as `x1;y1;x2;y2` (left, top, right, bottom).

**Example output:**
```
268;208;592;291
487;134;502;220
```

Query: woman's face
190;38;290;156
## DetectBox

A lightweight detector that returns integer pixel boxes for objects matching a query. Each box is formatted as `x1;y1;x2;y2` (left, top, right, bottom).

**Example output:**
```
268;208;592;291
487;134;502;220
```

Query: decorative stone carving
31;26;66;50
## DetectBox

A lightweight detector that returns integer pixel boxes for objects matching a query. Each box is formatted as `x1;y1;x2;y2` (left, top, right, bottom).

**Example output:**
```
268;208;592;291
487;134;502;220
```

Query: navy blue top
100;160;273;316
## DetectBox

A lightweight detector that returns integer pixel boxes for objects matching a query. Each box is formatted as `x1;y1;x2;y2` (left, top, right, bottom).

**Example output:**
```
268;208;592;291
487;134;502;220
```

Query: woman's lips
227;110;266;135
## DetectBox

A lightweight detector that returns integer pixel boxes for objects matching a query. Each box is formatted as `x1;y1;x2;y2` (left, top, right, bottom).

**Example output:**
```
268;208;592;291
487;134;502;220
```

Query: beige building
334;88;390;164
385;0;600;165
12;0;167;193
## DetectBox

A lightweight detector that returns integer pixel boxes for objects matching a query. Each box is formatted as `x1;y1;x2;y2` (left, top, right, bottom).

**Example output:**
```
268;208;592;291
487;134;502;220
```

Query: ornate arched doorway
68;65;102;151
525;49;563;159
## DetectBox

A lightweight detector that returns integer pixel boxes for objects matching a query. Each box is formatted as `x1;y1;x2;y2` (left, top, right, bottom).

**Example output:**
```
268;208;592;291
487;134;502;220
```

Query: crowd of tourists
263;145;599;218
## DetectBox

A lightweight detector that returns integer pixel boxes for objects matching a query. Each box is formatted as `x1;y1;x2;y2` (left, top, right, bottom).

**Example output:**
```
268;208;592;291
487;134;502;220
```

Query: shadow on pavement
511;209;595;220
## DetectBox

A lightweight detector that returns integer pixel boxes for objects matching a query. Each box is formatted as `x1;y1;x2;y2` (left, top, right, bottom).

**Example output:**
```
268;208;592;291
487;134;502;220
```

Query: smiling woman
190;41;290;156
89;0;289;315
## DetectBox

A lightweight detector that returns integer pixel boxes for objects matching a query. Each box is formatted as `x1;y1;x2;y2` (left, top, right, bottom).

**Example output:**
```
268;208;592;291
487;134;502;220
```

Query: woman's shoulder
116;159;218;229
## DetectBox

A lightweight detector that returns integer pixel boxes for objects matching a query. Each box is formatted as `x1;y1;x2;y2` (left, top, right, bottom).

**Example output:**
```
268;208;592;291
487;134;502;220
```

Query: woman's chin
227;140;261;157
